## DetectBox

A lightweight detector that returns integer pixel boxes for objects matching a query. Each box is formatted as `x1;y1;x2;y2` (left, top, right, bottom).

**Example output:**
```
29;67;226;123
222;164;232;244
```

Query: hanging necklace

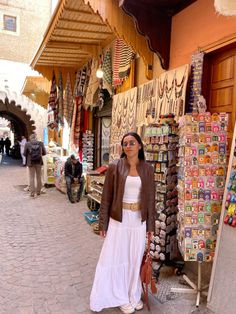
158;74;166;99
102;118;111;129
174;66;187;98
128;88;137;128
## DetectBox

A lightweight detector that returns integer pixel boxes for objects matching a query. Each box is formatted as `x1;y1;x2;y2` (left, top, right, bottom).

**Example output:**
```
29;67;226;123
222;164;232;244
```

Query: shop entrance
204;44;236;149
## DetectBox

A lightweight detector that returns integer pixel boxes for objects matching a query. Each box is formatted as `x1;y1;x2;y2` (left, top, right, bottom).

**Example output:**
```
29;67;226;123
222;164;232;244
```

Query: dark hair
120;132;145;160
70;154;76;160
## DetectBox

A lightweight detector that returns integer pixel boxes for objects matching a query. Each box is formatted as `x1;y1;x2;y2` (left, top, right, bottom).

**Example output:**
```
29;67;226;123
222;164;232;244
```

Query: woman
90;132;155;314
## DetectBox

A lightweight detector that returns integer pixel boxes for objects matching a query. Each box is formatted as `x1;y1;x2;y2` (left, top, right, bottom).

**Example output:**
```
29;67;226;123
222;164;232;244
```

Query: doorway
203;44;236;150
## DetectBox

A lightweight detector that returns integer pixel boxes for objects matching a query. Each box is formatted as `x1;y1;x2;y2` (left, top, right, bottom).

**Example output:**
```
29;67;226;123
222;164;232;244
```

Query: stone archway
0;90;47;140
0;98;35;138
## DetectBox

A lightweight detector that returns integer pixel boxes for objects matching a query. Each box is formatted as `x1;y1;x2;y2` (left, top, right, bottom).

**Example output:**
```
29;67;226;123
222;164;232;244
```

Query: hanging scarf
74;66;87;98
57;71;64;125
47;71;58;129
119;40;134;80
113;39;123;87
102;48;112;95
64;72;74;127
84;59;99;109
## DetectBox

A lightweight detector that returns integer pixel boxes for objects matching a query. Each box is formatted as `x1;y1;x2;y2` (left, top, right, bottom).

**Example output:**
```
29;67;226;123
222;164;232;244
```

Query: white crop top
122;175;141;203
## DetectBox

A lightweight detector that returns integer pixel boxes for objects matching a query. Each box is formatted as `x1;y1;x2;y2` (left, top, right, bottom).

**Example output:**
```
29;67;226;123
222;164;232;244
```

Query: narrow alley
0;156;210;314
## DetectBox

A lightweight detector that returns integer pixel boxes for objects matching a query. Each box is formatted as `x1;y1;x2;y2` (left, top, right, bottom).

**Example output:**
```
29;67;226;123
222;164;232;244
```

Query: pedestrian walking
0;137;4;154
19;135;27;166
90;132;155;314
64;154;84;203
4;137;11;156
23;134;46;197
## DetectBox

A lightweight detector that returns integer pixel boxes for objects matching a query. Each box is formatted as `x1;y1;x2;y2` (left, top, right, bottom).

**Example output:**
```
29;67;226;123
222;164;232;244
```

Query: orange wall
170;0;236;69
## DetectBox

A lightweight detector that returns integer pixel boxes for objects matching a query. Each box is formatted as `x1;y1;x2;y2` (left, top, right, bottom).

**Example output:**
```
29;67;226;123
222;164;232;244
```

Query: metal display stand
207;123;236;313
171;261;208;307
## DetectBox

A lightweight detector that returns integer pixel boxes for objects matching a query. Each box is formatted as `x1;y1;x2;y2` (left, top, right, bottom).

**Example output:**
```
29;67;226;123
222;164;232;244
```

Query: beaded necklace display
158;75;166;116
136;86;143;126
174;66;187;99
128;88;137;129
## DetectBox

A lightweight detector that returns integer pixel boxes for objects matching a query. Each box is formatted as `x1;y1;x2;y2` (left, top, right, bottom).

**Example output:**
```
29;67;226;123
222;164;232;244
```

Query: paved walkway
0;155;212;314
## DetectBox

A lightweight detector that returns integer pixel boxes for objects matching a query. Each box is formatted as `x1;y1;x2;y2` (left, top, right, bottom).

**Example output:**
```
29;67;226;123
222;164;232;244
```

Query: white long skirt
90;209;146;312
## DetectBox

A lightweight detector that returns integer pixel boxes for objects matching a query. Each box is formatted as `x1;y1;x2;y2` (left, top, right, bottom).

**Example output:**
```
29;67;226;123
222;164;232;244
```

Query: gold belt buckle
130;203;135;211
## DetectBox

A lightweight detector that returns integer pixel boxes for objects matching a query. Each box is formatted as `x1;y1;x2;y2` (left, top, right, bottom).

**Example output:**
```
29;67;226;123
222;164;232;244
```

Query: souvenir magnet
204;190;211;201
219;143;226;154
212;113;219;122
199;121;205;133
205;134;212;143
198;144;205;155
212;122;220;133
199;167;205;176
192;240;198;250
205;202;211;212
204;214;211;225
206;239;213;250
198;213;204;224
198;239;205;249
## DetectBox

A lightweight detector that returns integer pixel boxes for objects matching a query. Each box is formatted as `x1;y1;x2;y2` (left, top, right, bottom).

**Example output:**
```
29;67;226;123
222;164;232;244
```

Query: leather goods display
140;233;157;310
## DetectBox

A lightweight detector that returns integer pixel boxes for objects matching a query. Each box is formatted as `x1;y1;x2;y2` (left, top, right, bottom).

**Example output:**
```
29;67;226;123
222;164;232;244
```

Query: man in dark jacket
4;137;11;156
64;154;84;203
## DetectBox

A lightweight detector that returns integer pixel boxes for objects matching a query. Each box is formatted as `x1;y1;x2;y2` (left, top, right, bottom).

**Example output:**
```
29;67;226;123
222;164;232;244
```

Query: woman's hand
146;231;154;238
100;231;107;237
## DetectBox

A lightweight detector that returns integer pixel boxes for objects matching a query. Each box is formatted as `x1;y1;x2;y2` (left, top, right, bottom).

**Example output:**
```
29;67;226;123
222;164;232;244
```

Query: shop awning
21;76;51;108
31;0;114;80
31;0;154;80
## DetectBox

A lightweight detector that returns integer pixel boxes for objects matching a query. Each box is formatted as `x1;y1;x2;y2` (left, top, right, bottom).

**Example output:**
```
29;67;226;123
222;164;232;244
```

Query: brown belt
122;202;140;211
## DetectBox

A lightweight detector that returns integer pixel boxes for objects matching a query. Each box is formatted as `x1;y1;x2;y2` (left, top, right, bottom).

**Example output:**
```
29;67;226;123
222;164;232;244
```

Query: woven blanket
74;66;87;97
84;59;99;109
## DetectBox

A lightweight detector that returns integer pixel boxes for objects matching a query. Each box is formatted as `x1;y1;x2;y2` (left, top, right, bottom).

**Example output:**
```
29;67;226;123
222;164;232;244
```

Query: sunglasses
122;140;137;148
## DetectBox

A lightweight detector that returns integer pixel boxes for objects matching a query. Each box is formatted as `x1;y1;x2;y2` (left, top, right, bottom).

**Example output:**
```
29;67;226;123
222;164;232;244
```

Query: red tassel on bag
140;233;157;311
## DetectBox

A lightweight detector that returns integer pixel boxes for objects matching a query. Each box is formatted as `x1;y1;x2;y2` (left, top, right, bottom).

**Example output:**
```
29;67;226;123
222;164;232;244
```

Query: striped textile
47;71;58;129
102;48;112;94
119;40;135;80
70;100;77;146
64;73;74;127
84;59;99;108
74;66;87;98
113;38;135;87
48;71;57;110
57;71;64;125
113;39;123;87
74;97;82;144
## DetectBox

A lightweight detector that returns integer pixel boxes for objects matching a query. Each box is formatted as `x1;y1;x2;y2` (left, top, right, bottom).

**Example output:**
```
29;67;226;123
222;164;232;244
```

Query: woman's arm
99;163;115;233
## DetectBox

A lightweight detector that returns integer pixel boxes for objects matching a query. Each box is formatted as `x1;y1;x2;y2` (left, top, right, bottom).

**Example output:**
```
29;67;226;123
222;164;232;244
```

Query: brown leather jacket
99;158;155;232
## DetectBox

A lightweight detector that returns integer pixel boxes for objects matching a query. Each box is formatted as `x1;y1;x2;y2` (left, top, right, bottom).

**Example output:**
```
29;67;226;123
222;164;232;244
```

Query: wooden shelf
90;186;103;194
87;194;101;204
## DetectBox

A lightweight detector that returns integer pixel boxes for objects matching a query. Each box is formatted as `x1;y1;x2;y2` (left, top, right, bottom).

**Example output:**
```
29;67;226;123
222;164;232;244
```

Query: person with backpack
24;133;46;197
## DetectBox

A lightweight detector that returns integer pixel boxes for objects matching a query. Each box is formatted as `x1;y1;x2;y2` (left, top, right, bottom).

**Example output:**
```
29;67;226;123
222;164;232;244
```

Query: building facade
0;0;52;63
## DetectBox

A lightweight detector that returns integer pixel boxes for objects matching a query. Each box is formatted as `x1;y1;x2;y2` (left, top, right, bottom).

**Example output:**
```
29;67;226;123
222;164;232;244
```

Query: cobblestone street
0;156;211;314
